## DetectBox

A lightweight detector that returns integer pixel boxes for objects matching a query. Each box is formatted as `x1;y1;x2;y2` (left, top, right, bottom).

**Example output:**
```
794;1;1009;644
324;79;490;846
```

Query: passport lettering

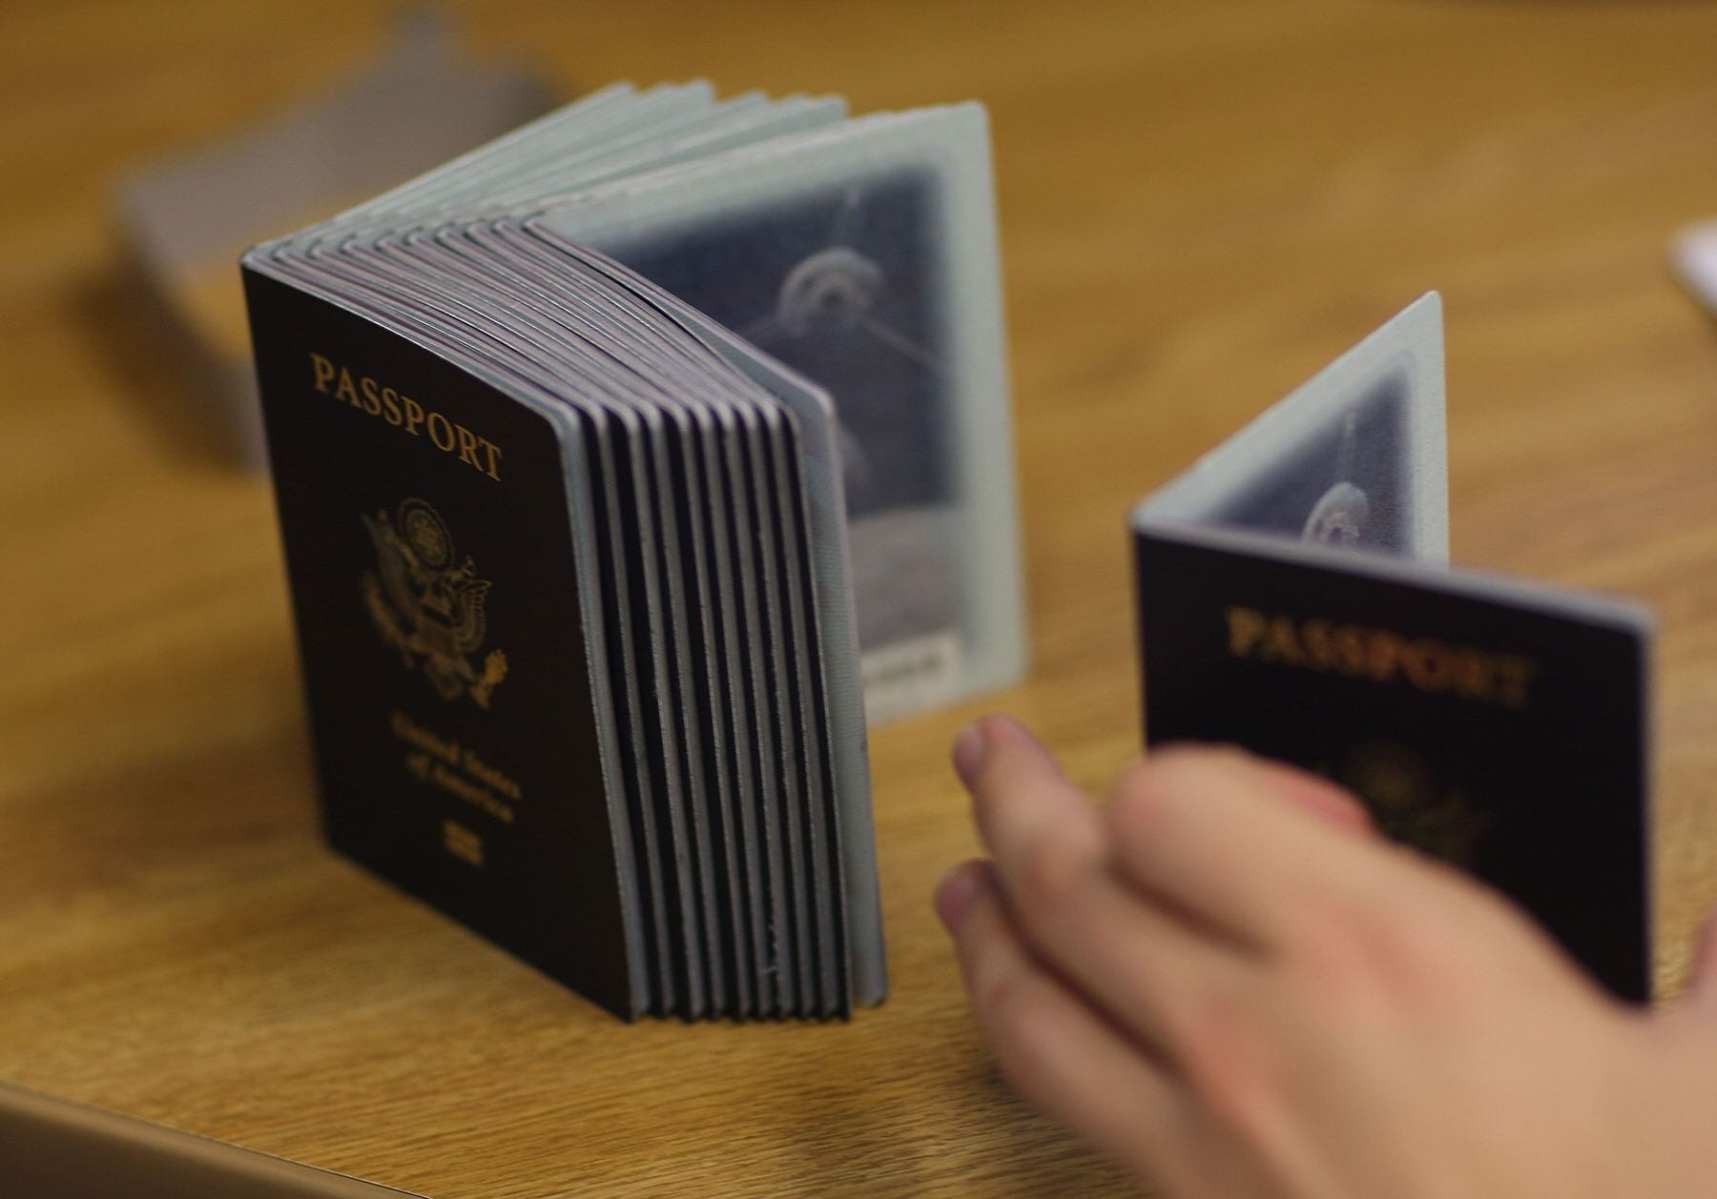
1225;605;1538;709
309;351;504;480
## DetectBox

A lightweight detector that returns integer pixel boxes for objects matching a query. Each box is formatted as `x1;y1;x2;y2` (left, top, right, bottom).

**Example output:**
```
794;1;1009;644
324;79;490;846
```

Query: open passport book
1133;294;1653;1002
243;83;1026;1021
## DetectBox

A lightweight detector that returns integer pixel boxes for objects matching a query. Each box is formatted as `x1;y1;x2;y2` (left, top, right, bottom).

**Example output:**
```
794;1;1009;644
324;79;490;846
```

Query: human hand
935;715;1717;1198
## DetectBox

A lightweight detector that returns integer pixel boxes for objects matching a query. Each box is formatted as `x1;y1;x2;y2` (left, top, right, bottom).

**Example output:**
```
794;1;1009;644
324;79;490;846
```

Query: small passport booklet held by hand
243;83;1025;1021
1132;294;1652;1001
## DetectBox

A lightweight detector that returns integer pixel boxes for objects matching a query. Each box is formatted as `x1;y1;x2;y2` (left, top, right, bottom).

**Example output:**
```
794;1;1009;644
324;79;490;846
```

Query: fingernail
934;861;986;932
984;714;1044;757
952;721;988;789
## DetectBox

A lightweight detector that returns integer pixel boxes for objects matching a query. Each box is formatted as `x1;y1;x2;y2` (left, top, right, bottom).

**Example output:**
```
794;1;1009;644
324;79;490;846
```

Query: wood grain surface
4;2;1717;1195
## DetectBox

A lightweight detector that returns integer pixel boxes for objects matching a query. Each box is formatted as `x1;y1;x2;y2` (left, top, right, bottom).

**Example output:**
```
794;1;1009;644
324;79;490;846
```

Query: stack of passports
239;83;1013;1020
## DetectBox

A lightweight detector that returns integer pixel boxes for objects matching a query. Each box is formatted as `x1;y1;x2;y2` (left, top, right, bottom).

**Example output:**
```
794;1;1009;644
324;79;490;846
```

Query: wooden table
5;2;1717;1194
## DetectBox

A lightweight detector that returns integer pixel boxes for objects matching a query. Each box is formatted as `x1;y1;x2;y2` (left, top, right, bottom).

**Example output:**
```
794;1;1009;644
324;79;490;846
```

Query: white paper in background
1673;219;1717;318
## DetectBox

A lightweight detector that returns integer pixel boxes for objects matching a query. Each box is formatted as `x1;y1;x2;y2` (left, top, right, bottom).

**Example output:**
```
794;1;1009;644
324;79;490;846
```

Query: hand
935;715;1717;1198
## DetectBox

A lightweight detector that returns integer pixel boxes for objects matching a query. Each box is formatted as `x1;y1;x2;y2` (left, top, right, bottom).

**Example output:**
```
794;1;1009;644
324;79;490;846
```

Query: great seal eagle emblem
361;497;508;707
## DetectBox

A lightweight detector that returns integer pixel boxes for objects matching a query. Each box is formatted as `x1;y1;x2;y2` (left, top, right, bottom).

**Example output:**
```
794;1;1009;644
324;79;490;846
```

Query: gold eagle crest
1331;740;1489;866
361;498;507;707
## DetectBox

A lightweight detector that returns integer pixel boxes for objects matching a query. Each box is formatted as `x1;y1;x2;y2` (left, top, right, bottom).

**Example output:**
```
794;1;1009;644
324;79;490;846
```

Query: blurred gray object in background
115;8;553;466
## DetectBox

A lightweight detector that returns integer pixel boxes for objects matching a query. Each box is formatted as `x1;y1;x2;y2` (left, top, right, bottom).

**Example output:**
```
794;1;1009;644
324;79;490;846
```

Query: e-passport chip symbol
442;819;484;868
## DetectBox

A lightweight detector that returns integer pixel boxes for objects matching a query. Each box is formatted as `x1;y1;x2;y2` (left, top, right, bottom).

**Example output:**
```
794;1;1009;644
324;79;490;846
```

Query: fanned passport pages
242;83;1024;1020
1133;294;1653;1001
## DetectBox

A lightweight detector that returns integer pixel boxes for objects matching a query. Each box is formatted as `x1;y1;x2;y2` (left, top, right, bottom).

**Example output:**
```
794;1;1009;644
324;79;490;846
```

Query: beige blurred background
3;3;1717;1196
